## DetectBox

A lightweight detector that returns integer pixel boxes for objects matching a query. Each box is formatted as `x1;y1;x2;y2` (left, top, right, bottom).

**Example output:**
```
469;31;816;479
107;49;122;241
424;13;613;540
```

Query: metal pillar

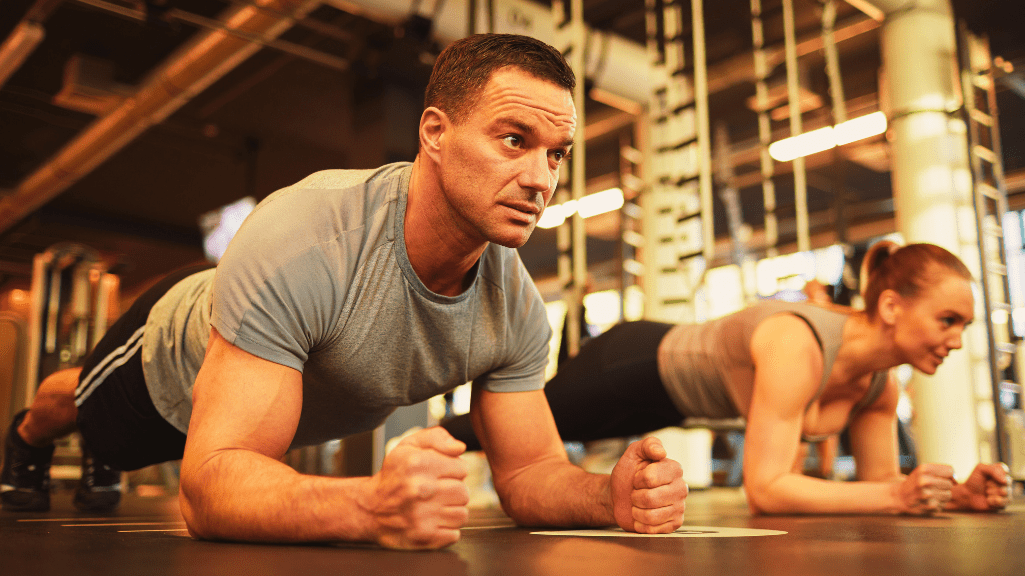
552;0;588;358
641;0;710;323
750;0;778;258
781;0;810;253
619;131;646;322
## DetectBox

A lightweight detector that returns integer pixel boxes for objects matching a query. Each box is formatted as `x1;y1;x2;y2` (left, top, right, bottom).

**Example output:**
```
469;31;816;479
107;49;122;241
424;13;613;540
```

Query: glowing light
8;289;28;306
833;112;888;145
768;126;836;162
537;202;572;229
537;188;625;229
768;112;887;162
577;188;624;218
991;308;1009;325
199;196;257;262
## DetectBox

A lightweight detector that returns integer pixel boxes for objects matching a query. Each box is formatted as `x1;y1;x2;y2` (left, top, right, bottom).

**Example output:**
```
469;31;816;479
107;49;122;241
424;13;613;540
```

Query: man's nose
519;150;553;192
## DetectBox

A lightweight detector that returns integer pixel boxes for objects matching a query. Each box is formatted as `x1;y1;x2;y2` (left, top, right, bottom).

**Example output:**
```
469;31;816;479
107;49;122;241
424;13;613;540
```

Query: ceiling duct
327;0;651;104
52;54;134;116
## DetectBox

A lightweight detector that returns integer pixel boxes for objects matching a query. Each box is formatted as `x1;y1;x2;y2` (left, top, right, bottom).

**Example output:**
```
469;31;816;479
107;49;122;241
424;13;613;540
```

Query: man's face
436;66;576;249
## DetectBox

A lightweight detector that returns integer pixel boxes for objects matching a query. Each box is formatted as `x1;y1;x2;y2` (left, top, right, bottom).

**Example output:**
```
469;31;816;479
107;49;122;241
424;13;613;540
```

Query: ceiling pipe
0;0;323;233
0;0;65;89
848;0;992;480
0;21;45;89
0;0;64;90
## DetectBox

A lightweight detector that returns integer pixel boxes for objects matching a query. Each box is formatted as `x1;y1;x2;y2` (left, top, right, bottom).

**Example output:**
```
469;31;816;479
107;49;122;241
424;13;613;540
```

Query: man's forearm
494;459;615;528
180;448;374;543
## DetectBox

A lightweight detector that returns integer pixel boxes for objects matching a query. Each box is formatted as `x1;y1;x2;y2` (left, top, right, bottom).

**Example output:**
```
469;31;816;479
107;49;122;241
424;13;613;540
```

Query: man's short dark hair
424;33;576;124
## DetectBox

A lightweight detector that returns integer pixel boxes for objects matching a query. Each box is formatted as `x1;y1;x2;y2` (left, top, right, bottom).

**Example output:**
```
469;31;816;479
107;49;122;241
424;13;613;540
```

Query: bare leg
17;368;82;447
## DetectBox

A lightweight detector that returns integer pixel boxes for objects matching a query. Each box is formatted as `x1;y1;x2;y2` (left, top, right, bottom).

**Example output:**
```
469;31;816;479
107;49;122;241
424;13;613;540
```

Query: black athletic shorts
74;264;213;471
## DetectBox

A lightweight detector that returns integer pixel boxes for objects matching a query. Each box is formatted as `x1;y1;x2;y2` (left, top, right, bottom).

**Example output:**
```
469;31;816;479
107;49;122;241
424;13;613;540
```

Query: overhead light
537;188;625;229
537;202;573;229
0;21;45;89
577;187;624;218
834;112;888;145
768;112;887;162
768;125;836;162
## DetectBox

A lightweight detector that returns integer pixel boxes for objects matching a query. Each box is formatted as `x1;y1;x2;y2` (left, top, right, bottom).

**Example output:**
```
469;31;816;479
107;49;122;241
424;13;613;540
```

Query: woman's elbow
743;481;783;515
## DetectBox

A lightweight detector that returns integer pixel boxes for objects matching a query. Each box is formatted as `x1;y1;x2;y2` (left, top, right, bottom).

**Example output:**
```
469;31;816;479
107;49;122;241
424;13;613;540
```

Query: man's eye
503;135;523;148
551;150;570;164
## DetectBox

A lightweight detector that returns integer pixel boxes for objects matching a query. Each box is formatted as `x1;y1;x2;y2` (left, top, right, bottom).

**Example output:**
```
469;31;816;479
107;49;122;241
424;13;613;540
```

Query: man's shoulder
290;164;406;192
247;163;411;233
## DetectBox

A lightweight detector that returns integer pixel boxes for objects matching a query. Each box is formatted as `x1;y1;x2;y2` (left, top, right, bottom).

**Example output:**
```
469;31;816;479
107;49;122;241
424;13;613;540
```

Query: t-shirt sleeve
210;193;346;373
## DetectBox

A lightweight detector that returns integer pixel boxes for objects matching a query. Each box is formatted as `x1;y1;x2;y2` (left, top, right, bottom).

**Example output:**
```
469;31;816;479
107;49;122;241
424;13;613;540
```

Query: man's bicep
185;328;304;463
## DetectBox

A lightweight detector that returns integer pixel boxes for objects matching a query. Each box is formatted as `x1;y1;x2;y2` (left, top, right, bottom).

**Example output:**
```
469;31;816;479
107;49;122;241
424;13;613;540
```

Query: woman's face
891;271;974;374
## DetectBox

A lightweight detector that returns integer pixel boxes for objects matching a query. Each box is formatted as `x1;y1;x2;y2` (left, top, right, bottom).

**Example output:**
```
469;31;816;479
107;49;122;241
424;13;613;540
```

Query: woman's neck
833;312;902;380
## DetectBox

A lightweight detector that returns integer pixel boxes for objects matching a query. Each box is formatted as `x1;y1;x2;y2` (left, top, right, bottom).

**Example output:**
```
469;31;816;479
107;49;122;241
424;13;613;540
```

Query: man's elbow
178;474;212;539
492;482;544;527
177;458;225;540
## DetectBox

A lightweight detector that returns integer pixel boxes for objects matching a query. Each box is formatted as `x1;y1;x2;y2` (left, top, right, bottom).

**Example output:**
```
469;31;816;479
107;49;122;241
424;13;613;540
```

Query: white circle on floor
530;526;786;538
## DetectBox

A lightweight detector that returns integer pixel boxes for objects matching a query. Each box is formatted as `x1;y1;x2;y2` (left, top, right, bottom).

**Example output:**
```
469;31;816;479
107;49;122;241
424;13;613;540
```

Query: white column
868;0;992;477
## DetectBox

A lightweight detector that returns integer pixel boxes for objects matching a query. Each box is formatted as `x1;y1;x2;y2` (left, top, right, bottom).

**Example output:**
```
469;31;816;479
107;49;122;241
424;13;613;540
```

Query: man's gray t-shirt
140;162;552;448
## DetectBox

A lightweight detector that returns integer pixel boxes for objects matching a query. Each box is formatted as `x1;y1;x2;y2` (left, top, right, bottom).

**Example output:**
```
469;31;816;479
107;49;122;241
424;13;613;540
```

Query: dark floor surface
2;488;1023;576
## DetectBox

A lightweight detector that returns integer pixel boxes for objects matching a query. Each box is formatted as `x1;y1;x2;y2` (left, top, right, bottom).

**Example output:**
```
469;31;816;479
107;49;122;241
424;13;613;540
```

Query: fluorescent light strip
538;188;624;229
768;112;887;162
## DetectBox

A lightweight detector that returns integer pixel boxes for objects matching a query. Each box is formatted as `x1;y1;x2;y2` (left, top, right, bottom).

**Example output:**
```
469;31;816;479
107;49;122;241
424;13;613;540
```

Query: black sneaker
1;410;54;512
73;444;122;512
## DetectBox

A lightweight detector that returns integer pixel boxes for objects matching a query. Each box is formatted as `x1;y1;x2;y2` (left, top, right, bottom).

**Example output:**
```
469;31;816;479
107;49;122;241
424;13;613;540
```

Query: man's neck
405;158;487;296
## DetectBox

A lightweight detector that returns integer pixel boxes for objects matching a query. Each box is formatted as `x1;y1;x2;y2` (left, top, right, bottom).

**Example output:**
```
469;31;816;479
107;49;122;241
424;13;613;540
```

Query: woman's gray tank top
656;300;887;427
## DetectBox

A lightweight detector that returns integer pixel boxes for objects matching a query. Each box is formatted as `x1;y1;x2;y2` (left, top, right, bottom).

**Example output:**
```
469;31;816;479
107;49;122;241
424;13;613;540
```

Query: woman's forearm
746;472;906;515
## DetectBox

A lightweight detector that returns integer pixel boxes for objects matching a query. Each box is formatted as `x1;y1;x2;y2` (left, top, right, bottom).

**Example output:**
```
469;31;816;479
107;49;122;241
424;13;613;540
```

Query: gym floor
3;488;1023;576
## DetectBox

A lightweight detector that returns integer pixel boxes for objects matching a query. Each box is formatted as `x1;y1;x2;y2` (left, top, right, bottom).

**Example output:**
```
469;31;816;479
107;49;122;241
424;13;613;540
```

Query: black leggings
442;320;686;450
75;263;214;470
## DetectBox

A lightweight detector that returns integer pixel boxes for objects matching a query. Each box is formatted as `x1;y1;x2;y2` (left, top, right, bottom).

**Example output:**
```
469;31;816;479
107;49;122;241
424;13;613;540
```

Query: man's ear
877;289;902;326
419;106;448;162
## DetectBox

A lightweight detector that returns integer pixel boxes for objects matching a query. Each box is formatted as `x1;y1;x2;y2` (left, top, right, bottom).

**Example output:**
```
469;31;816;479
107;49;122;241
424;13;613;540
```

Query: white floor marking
62;522;187;527
18;516;164;522
530;526;787;538
118;528;191;533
